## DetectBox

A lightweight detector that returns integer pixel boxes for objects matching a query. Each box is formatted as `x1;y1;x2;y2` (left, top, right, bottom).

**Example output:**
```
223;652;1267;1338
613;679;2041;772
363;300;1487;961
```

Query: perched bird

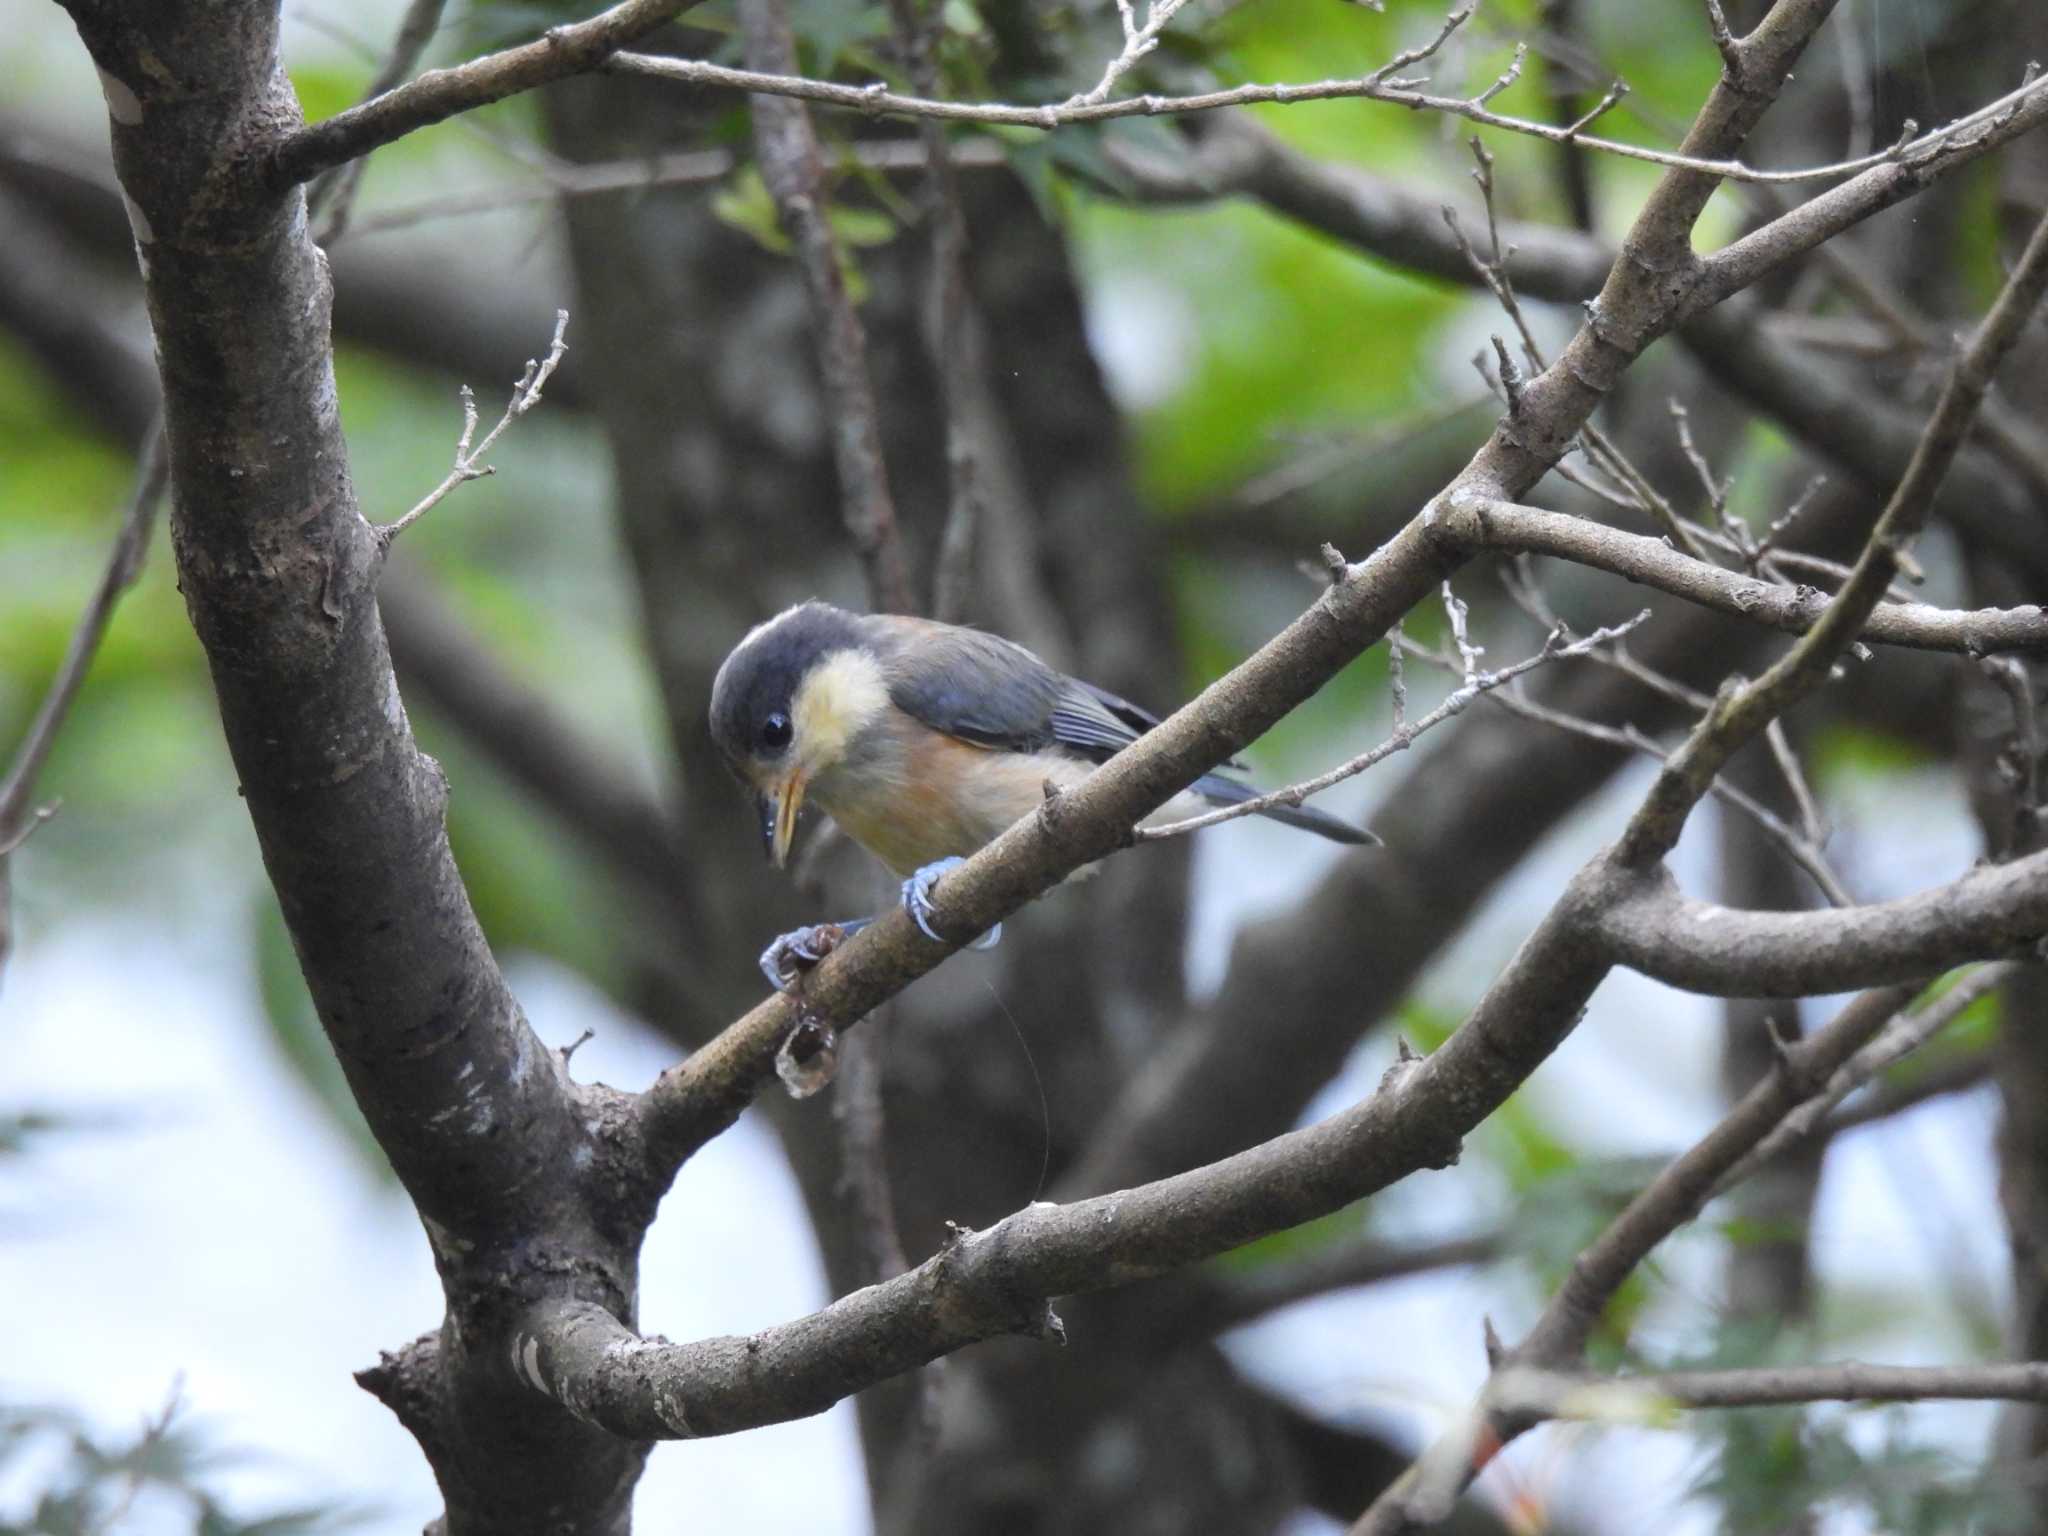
709;601;1376;986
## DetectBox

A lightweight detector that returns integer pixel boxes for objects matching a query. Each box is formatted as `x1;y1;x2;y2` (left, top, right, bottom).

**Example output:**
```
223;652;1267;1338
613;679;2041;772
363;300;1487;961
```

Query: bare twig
1817;1048;1991;1139
1387;622;1407;733
1667;398;1731;540
86;1375;185;1536
1619;199;2048;865
1701;0;1741;76
1175;1232;1501;1340
265;0;710;192
1442;499;2048;655
1723;963;2014;1190
1138;592;1648;840
1067;0;1202;108
1374;978;1933;1528
378;310;570;546
1489;1358;2048;1420
308;0;450;242
1763;719;1827;847
0;427;167;843
1;424;167;976
605;46;2048;187
1561;78;1628;139
1430;640;1854;907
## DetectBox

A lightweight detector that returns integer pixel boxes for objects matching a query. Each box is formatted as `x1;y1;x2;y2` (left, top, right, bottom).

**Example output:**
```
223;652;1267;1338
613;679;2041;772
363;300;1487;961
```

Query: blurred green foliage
0;1396;358;1536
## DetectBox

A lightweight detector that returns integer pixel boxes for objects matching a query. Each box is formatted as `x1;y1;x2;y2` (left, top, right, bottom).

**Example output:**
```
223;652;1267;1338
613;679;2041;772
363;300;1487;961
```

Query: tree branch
1440;499;2047;654
63;0;581;1241
1493;1359;2048;1418
1594;855;2048;996
264;0;707;194
1617;197;2048;865
0;427;166;978
1137;599;1646;841
1101;113;2047;587
306;0;450;240
1721;963;2014;1191
602;37;2048;187
0;427;165;843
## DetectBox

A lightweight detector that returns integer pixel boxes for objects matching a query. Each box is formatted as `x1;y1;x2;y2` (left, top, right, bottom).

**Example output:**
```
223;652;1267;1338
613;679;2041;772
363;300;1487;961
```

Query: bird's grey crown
708;601;870;762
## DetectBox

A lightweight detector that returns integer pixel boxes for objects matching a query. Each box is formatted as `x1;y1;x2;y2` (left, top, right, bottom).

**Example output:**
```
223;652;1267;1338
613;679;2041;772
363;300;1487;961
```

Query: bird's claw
902;857;1002;952
759;920;866;991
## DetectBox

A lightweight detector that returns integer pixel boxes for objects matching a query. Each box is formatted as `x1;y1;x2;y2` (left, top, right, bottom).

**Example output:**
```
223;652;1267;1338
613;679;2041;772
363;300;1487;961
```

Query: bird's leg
761;857;999;989
760;918;872;991
902;857;1002;952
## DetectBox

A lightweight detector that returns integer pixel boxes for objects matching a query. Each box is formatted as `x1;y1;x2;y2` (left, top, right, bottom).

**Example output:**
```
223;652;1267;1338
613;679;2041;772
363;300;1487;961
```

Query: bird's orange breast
811;729;1092;876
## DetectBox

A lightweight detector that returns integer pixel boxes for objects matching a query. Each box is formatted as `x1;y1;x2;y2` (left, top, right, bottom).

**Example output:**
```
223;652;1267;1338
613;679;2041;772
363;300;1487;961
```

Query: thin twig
1487;1359;2048;1421
604;46;2048;186
1490;669;1853;907
1067;0;1202;107
1503;977;1931;1373
1762;718;1827;848
308;0;451;242
265;0;710;192
1620;196;2048;865
1722;964;2014;1191
1139;590;1647;840
378;310;570;545
0;426;168;873
1701;0;1741;76
1667;397;1729;526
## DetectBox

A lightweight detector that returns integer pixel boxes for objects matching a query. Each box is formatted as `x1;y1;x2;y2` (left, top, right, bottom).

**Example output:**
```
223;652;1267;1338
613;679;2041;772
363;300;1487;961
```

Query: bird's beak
758;770;808;868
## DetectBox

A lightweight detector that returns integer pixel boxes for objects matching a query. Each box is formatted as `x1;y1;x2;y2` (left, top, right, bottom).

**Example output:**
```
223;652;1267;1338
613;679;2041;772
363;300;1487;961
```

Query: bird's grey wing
1065;677;1247;770
880;619;1241;768
881;623;1070;753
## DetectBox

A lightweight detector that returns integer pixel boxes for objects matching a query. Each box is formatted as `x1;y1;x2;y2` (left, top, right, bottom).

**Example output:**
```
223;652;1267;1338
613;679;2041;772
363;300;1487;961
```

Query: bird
709;601;1376;988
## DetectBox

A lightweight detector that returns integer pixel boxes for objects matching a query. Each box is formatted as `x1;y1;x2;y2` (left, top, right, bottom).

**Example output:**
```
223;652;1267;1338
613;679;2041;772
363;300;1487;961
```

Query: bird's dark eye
760;711;793;752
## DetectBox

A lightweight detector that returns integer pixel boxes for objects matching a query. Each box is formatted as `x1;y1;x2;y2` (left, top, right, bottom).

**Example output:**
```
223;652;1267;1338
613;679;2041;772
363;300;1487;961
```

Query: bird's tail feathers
1191;773;1379;846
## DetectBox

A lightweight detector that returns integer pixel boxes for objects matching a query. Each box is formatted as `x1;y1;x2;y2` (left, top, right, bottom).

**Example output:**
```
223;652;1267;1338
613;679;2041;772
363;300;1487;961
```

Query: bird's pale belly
812;742;1096;876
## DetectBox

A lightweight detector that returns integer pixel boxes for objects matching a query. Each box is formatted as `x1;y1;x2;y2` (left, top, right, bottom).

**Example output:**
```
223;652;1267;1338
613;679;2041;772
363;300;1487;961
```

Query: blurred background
0;0;2037;1531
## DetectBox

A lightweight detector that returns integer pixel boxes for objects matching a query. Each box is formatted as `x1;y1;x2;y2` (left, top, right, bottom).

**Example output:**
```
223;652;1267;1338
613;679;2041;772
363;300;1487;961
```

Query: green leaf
710;166;793;255
827;202;899;249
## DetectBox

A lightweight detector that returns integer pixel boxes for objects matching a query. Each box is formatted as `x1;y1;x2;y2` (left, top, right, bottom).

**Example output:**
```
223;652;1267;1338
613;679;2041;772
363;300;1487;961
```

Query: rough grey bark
50;7;662;1532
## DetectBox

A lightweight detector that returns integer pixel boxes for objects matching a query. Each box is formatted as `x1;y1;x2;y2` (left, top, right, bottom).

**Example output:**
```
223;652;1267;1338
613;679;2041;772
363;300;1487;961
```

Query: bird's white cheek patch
792;649;890;767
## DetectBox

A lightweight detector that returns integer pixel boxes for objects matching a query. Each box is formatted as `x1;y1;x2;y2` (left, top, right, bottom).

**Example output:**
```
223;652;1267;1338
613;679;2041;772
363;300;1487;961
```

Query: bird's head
709;602;889;867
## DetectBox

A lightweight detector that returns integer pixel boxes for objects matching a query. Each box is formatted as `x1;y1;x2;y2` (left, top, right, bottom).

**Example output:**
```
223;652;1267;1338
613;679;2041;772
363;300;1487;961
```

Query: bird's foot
902;857;1002;952
760;918;871;991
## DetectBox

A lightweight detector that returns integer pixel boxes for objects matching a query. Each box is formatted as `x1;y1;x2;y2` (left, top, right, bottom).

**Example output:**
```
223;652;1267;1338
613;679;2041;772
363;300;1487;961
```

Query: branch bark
263;0;705;193
1595;855;2048;995
55;7;655;1528
1442;499;2047;654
